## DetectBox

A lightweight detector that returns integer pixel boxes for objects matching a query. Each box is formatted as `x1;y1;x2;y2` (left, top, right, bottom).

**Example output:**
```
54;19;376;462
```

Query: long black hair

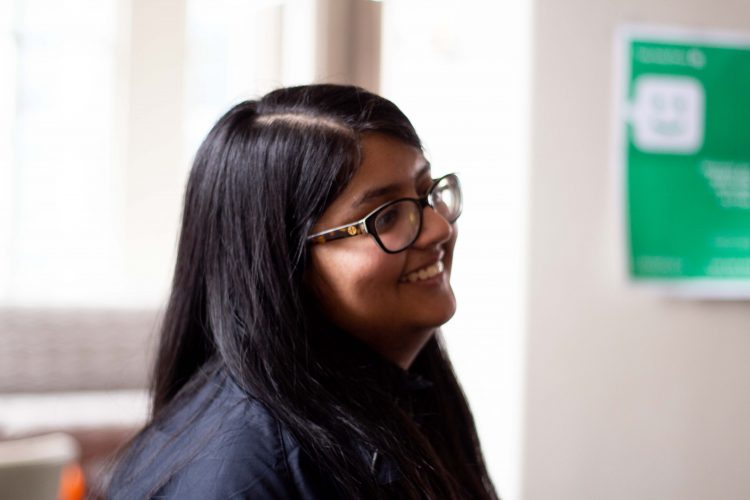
117;84;497;499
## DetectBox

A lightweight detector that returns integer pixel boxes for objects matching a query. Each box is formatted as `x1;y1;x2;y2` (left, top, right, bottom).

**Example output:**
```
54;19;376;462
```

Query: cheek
309;247;405;320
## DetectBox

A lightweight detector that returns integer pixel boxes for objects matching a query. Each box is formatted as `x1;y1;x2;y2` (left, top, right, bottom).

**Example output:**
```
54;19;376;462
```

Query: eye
375;204;400;233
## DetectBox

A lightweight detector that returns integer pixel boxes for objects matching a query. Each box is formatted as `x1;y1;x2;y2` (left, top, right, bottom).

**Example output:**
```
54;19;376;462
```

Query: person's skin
307;133;457;369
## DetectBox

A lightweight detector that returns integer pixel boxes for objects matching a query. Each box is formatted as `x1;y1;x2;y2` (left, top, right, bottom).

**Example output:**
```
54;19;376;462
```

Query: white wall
523;1;750;499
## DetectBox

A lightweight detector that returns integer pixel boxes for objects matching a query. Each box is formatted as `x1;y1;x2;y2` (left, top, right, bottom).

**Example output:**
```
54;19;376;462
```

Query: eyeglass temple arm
307;222;367;245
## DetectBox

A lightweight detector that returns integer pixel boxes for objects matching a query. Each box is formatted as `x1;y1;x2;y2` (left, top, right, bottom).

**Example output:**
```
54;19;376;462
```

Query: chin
438;304;457;326
422;296;457;330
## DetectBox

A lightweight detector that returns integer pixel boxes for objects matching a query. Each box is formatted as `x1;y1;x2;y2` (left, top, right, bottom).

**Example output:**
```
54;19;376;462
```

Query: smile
401;260;445;283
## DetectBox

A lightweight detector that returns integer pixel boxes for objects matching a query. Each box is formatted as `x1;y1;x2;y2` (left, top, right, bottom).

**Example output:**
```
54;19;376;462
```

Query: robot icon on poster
630;75;705;154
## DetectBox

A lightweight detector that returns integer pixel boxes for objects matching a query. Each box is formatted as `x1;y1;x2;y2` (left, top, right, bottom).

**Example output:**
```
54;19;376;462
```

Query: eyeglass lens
373;175;461;252
431;176;461;223
374;201;421;252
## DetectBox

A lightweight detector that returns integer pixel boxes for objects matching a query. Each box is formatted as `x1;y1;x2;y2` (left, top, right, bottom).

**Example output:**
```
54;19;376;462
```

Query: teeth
403;260;444;283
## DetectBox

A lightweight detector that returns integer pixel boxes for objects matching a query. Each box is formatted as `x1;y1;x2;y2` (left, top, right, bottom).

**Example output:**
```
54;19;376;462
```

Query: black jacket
107;364;431;499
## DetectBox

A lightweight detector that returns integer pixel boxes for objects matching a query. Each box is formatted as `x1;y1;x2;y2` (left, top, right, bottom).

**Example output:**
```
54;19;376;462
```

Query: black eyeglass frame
306;173;462;254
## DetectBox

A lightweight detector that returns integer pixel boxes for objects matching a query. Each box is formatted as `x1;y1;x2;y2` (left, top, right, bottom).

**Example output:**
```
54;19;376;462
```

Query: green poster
619;26;750;293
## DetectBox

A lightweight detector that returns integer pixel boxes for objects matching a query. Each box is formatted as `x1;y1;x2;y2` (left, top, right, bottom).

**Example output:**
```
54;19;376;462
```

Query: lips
400;260;445;283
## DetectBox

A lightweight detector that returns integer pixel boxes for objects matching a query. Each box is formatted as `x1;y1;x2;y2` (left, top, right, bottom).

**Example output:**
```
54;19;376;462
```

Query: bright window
184;0;316;157
1;0;122;306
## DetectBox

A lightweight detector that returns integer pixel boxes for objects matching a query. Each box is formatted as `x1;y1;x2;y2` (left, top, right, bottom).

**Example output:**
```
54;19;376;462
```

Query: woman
108;84;498;499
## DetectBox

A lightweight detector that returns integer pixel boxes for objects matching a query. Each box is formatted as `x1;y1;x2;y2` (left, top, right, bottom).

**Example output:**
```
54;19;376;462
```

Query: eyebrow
352;163;432;209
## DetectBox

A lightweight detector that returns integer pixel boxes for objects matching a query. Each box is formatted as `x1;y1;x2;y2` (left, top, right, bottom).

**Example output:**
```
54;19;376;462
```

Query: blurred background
1;0;750;499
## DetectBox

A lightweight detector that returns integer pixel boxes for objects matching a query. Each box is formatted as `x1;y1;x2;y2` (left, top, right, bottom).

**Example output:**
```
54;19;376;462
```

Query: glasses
307;173;462;253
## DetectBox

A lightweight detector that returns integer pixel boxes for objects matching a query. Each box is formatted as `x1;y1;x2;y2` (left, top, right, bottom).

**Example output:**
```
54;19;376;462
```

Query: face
307;133;457;369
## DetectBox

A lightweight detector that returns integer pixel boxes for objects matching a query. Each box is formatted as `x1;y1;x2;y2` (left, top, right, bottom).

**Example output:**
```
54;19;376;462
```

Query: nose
412;205;454;249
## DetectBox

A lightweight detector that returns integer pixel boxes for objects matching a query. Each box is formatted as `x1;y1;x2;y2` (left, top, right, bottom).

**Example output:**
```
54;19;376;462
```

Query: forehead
311;133;427;230
343;133;427;197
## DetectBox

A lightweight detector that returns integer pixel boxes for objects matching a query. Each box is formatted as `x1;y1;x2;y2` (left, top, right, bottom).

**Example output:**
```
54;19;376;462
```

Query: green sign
620;27;750;291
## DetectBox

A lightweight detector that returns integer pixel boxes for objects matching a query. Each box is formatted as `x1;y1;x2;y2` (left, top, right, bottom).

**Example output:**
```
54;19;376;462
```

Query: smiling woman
107;84;498;499
308;135;459;369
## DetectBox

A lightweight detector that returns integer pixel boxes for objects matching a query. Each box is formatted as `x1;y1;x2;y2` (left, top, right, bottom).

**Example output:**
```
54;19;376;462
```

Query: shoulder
108;369;337;500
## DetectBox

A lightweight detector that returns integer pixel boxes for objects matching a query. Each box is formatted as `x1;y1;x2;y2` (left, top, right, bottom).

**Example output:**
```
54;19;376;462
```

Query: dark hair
117;84;497;499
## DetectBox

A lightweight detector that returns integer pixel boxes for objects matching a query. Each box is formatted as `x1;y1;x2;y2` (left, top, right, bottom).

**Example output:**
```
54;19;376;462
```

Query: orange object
58;463;86;500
